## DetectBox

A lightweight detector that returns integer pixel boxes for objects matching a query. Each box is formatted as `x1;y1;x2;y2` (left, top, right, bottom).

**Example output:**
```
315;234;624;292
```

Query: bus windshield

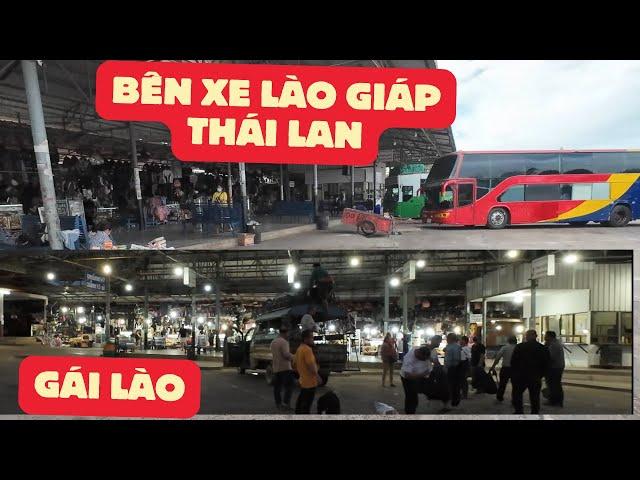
426;154;458;183
423;184;454;211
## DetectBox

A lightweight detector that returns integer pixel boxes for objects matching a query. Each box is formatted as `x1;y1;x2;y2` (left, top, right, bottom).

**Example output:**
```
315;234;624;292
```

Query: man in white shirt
400;346;433;414
300;307;318;332
489;335;518;402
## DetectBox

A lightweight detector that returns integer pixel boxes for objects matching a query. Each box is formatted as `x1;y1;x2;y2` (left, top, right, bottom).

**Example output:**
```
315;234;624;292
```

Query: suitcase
317;390;341;414
476;368;498;394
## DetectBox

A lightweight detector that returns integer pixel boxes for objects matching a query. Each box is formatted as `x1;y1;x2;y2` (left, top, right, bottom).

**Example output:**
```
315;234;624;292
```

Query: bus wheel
608;205;632;227
487;208;509;229
265;364;274;386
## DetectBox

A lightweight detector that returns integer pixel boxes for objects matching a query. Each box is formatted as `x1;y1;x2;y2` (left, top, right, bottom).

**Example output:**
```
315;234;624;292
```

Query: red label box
18;356;201;418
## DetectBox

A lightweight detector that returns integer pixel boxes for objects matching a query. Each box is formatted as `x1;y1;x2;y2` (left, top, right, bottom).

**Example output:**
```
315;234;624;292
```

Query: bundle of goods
0;212;21;230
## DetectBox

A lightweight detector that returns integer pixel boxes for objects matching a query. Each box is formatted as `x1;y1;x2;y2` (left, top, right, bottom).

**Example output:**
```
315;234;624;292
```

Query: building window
591;312;630;345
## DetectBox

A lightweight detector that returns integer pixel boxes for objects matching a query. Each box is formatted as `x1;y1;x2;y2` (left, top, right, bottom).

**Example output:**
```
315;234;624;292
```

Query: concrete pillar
313;165;319;218
402;284;408;332
227;163;233;205
143;287;149;349
239;162;248;232
105;276;111;340
530;279;538;333
0;293;4;337
21;60;63;249
279;164;284;201
482;299;487;342
384;280;390;325
129;123;145;230
351;166;355;207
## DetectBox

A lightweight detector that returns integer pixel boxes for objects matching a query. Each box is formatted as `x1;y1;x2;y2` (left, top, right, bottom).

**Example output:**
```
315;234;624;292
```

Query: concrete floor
0;344;631;415
243;221;640;250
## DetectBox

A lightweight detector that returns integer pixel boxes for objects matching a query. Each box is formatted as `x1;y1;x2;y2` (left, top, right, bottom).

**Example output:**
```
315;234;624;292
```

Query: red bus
421;150;640;228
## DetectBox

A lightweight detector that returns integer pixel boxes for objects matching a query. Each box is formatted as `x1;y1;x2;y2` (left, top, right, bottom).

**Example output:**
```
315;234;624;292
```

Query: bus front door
453;181;475;224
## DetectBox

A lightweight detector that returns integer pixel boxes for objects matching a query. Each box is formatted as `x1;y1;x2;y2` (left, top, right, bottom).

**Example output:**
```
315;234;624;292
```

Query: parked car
69;334;94;348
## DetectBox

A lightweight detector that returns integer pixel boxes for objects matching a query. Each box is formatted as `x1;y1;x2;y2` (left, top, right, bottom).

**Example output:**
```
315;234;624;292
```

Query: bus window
427;154;458;182
402;186;414;202
561;152;594;174
498;185;524;202
592;182;610;199
458;154;492;185
457;183;474;206
625;152;640;173
524;153;560;175
561;183;591;200
390;186;399;202
491;154;526;183
592;152;626;173
439;186;454;209
524;184;562;201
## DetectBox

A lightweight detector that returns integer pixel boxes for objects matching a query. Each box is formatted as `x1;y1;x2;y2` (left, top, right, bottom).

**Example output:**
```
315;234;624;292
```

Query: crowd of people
269;325;566;415
397;329;565;414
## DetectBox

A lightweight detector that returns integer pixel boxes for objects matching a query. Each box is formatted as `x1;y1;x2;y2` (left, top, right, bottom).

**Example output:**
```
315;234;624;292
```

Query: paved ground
0;344;631;415
200;369;631;415
245;221;640;250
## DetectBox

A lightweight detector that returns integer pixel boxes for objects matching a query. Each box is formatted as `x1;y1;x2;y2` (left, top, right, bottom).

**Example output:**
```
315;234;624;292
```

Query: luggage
475;368;498;394
423;366;451;402
317;391;341;414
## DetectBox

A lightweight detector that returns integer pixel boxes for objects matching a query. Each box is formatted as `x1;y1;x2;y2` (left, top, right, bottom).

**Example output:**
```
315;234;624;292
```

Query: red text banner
18;356;201;418
96;61;456;166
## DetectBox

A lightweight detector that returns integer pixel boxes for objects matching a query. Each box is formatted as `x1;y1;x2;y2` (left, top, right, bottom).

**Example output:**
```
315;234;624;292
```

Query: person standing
395;331;405;360
489;335;518;403
544;331;565;407
470;336;486;393
459;336;472;400
300;307;318;333
444;333;462;407
380;332;399;387
270;325;295;412
511;330;551;414
399;346;433;414
293;329;322;414
428;334;450;412
212;185;229;205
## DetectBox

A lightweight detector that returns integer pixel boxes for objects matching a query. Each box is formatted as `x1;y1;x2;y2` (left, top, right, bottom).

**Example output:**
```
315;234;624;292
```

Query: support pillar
402;284;408;332
313;164;319;221
279;164;284;201
384;280;390;325
351;166;355;207
227;162;233;205
143;287;149;350
105;276;111;340
530;279;538;333
239;162;248;232
21;60;63;249
129;123;145;230
215;283;221;352
0;293;4;338
482;299;487;342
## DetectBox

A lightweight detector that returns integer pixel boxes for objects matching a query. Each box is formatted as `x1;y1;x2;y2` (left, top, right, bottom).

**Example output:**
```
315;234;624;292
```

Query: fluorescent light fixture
563;253;579;264
286;264;296;283
173;266;184;277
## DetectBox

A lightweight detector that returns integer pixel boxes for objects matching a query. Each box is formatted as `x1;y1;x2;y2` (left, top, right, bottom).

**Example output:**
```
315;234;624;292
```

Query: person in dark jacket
510;329;551;414
544;331;565;407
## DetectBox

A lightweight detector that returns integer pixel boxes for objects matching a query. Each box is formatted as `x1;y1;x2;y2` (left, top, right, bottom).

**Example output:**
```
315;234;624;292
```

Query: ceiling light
46;272;55;281
389;277;401;287
349;257;360;267
416;259;426;268
563;253;579;264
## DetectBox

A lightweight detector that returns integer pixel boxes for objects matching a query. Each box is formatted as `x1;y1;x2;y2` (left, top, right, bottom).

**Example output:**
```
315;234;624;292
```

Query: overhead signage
84;273;105;291
96;61;456;166
531;254;556;280
401;260;416;284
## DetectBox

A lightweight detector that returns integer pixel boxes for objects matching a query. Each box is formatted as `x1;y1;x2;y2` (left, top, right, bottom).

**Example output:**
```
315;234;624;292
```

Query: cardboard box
237;233;255;246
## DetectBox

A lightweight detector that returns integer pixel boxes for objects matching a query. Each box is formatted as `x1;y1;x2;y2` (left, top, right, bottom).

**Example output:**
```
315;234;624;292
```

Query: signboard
289;181;295;188
401;260;416;284
96;61;456;166
84;273;105;291
531;254;555;280
469;313;483;324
